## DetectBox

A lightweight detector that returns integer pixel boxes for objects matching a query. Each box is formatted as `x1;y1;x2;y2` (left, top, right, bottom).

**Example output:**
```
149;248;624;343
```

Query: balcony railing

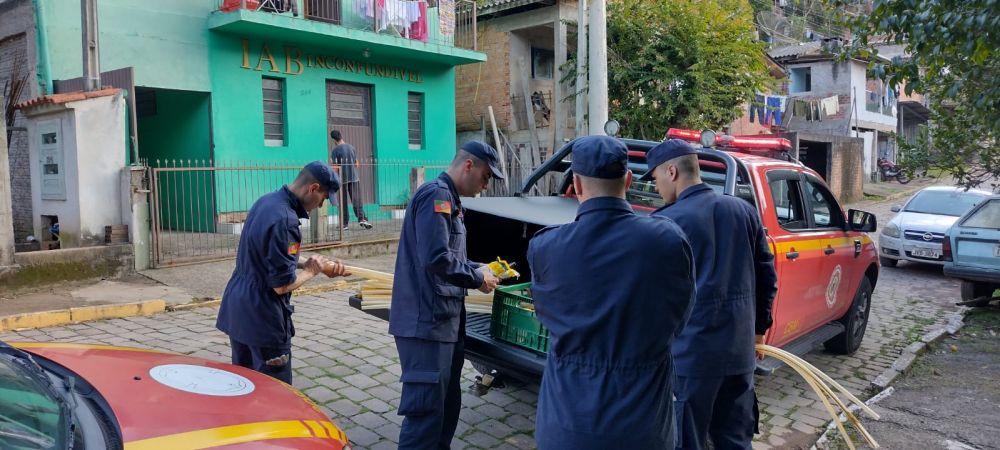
217;0;477;51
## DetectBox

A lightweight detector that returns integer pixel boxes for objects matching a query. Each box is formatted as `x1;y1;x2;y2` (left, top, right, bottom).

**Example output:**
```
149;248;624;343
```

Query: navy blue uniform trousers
230;338;293;384
395;315;465;450
674;372;758;450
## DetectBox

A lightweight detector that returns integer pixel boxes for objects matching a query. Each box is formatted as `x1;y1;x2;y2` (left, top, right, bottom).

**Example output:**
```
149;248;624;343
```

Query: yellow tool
486;257;520;280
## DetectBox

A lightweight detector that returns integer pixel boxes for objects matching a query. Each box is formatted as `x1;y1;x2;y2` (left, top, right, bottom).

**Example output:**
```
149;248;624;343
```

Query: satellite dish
757;12;791;39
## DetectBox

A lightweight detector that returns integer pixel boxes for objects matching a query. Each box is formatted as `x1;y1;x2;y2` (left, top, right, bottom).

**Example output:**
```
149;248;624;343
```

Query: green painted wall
37;1;475;222
138;89;213;232
209;34;458;213
138;89;211;162
40;0;212;92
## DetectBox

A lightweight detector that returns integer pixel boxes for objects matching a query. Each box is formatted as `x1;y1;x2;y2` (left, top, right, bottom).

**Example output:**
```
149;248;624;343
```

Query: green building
32;0;484;233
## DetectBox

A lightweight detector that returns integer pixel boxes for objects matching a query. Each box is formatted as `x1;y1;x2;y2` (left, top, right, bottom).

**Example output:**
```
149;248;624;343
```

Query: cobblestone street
0;192;966;449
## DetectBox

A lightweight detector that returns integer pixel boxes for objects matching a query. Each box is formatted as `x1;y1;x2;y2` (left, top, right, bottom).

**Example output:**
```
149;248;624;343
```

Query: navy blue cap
461;140;506;180
639;139;698;181
303;161;342;203
571;135;628;179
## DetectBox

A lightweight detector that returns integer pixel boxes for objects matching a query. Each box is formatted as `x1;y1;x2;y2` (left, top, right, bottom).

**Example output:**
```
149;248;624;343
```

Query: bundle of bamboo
756;344;880;449
342;265;495;314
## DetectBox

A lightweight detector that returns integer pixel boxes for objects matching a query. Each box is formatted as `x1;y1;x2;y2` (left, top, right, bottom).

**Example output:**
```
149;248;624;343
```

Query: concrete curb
810;306;970;449
810;387;896;450
870;307;969;391
0;299;167;332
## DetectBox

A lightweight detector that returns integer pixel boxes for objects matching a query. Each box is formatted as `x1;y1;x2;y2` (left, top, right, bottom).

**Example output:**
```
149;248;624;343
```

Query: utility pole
0;97;15;268
575;0;588;137
81;0;101;91
587;0;608;135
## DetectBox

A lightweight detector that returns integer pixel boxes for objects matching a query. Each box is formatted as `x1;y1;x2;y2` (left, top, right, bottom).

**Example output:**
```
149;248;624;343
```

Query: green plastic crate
489;282;550;354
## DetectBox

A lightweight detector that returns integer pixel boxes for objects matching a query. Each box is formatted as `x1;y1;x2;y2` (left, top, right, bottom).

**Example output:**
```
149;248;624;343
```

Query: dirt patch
820;306;1000;449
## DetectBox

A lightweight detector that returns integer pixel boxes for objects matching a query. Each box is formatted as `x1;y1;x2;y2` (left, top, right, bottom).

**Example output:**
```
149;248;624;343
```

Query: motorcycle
877;158;910;184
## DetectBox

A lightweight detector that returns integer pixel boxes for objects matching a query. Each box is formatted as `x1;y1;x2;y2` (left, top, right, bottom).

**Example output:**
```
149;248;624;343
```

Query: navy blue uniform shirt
389;173;485;343
217;186;309;347
528;197;696;449
653;183;778;377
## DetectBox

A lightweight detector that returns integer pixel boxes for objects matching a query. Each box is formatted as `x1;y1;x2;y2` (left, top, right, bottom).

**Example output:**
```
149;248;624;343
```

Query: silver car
879;186;992;267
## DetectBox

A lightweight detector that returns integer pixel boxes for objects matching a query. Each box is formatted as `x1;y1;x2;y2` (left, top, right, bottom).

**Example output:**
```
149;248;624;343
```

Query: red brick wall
456;24;512;132
829;139;864;204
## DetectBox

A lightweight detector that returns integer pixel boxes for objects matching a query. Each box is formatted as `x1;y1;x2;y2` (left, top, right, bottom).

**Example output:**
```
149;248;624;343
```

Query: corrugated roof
15;87;120;110
767;41;823;59
478;0;556;18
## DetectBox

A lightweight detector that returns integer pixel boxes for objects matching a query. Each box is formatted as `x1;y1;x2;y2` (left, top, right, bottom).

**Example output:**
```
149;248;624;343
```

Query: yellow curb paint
0;300;167;332
166;298;221;312
0;309;72;332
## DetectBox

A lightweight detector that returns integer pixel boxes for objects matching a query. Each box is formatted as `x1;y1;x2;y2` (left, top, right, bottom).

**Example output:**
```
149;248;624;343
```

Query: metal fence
216;0;477;51
147;157;529;267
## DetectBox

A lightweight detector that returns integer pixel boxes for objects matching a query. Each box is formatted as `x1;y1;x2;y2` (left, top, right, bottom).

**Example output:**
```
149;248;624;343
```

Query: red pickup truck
352;130;880;381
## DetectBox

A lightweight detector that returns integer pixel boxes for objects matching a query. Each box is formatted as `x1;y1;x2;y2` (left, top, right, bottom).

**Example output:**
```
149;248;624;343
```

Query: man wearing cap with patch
389;141;504;449
527;135;696;449
641;139;778;450
217;161;351;384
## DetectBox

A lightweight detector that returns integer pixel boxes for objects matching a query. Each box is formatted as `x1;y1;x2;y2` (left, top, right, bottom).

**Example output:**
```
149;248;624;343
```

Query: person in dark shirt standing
216;161;351;384
389;141;504;450
329;130;372;230
528;136;696;449
641;139;779;450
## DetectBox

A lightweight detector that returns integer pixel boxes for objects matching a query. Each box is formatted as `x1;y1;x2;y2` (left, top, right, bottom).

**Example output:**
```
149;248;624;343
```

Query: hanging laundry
766;96;782;126
749;94;766;123
776;95;788;117
821;96;839;117
812;101;822;121
408;1;429;42
793;99;808;120
358;0;375;20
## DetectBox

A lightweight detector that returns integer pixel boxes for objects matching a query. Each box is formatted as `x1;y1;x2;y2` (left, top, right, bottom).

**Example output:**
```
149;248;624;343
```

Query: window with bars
262;77;286;146
408;92;423;150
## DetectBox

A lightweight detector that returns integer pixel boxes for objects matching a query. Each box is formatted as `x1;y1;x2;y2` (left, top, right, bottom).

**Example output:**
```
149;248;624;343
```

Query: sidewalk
0;249;398;327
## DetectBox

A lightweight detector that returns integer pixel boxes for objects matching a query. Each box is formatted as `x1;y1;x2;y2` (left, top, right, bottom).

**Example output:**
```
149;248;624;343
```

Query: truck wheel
960;280;995;305
879;256;898;268
825;278;872;355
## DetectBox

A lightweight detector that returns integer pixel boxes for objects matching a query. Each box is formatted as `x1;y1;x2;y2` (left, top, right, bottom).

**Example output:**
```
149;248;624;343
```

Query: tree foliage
565;0;772;140
838;0;999;190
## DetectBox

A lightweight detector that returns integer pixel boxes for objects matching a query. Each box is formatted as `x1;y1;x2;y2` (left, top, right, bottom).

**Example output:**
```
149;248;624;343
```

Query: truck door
800;174;857;331
764;169;828;347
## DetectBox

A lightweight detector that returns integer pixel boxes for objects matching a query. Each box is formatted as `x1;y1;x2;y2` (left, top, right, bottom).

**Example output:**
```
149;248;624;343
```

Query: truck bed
347;296;545;382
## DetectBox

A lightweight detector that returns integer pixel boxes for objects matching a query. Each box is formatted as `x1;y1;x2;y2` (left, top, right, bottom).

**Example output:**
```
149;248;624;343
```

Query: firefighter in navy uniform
216;161;351;385
389;141;504;450
527;136;697;450
641;139;779;450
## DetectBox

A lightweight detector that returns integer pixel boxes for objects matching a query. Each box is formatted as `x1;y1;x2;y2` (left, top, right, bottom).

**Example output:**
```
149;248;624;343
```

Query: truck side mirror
848;209;877;232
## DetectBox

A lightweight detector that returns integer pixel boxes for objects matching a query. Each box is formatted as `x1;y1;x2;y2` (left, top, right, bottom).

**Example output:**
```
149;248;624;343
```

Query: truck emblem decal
825;265;842;308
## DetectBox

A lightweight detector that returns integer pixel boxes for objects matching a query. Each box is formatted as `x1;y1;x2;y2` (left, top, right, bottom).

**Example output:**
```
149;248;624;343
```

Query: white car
879;186;992;267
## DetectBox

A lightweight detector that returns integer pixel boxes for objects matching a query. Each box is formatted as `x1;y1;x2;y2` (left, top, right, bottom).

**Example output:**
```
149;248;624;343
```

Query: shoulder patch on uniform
288;243;300;255
434;200;452;214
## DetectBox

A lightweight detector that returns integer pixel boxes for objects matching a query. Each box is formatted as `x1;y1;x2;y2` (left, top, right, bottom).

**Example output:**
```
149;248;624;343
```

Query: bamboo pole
757;345;880;449
343;265;394;283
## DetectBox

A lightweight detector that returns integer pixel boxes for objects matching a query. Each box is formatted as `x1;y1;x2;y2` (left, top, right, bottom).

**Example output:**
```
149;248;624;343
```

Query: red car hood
14;343;348;450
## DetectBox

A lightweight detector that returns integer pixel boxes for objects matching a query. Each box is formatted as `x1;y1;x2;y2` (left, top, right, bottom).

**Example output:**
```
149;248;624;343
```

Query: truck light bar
667;128;792;152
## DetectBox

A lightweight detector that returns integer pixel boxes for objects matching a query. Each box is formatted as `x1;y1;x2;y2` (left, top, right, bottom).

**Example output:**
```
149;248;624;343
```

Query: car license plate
912;248;940;258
